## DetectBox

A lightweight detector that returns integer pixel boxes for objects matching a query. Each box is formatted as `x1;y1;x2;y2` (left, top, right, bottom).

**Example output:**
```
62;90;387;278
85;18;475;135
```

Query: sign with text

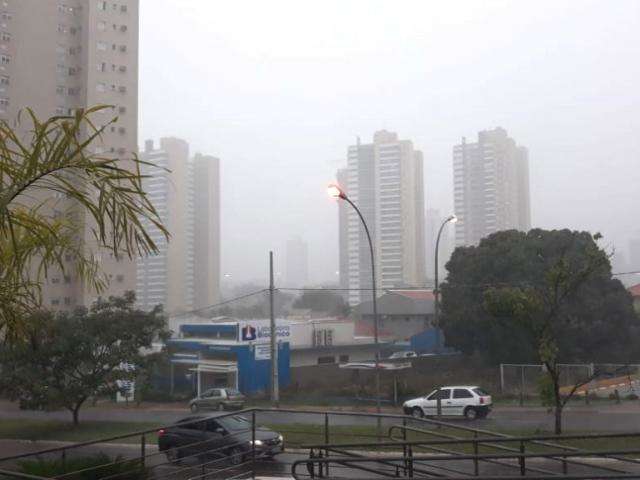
238;322;290;343
254;344;271;361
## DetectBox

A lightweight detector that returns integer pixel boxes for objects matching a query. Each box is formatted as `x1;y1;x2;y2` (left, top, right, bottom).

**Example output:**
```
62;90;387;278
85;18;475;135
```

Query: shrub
19;453;147;480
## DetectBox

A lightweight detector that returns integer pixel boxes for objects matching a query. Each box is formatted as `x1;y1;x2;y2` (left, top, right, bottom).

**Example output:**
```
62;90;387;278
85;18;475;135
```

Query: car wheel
411;407;424;418
190;403;199;413
464;407;478;420
165;447;181;465
228;446;244;466
218;403;225;411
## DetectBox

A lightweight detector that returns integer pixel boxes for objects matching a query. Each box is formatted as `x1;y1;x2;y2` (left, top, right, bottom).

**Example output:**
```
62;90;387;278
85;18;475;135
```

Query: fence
3;408;640;479
499;364;640;403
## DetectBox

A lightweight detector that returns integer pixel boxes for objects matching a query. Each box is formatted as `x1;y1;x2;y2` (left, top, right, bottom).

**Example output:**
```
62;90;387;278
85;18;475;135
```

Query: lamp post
434;214;457;330
328;184;381;415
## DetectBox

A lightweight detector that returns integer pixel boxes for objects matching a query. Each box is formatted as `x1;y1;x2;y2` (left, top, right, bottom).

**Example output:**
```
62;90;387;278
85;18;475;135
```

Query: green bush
19;453;147;480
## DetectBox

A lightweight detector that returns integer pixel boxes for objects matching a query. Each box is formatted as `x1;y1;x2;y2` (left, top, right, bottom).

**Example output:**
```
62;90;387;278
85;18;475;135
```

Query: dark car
189;388;246;412
158;413;284;465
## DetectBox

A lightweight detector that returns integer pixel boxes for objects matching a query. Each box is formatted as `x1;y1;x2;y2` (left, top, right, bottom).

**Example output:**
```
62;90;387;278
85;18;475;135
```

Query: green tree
0;292;169;424
0;107;167;340
441;229;638;433
293;290;350;316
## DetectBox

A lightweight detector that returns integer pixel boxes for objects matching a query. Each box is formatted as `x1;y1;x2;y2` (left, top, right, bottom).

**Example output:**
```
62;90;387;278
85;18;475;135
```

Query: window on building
97;41;107;51
120;4;127;13
69;26;77;35
55;106;65;115
339;355;349;363
98;1;107;11
120;25;127;32
119;45;127;53
118;106;126;114
1;54;10;64
51;298;60;306
96;82;106;92
63;275;71;284
118;65;127;73
1;12;12;21
51;277;61;284
56;85;65;95
317;356;335;365
116;274;124;283
64;297;72;305
118;85;126;93
118;127;125;134
1;32;10;42
0;75;8;86
97;21;106;31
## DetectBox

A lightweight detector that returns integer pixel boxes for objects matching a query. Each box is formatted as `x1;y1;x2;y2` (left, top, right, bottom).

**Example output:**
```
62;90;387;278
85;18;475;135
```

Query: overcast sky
139;0;640;286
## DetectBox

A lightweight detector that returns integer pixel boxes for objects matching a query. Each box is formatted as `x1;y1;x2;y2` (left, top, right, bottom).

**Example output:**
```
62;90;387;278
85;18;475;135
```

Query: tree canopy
440;229;638;366
0;107;167;340
0;292;169;424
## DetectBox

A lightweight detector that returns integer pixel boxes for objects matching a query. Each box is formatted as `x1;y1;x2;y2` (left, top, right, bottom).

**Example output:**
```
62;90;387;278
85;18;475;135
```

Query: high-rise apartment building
136;139;220;314
338;130;426;306
285;236;309;287
0;0;139;309
425;209;454;283
453;127;531;247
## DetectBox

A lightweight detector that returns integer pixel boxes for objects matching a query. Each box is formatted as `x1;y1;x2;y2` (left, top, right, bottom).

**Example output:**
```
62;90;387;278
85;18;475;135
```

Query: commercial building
1;0;139;309
136;138;220;314
353;289;436;342
166;317;389;395
453;128;531;246
338;130;426;305
285;236;309;287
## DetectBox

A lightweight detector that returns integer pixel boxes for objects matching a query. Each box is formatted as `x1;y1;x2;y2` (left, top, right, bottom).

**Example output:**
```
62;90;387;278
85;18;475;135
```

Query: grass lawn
0;419;162;444
1;418;639;456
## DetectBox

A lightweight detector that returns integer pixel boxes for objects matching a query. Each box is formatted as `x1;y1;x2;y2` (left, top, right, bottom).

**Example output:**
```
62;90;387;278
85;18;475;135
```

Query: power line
171;289;268;318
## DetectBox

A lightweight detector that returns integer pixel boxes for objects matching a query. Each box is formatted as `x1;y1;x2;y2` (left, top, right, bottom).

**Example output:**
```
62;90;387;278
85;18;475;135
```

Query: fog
139;0;640;286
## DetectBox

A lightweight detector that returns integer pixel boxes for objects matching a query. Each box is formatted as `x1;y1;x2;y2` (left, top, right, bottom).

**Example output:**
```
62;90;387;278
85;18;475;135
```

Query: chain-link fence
500;363;640;403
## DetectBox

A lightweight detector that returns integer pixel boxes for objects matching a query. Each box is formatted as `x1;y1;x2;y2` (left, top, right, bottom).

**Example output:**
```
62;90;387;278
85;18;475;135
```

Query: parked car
189;388;245;412
402;386;492;420
158;413;284;465
388;351;418;359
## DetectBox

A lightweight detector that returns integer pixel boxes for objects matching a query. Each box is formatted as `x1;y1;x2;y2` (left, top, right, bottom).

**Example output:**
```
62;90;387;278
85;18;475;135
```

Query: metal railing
2;407;640;479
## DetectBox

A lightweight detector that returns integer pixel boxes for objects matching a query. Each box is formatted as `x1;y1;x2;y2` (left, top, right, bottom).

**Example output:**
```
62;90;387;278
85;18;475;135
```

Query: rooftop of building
629;283;640;298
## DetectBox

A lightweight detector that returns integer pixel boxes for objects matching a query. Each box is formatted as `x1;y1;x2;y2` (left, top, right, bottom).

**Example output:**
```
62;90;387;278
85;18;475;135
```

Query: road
1;401;640;432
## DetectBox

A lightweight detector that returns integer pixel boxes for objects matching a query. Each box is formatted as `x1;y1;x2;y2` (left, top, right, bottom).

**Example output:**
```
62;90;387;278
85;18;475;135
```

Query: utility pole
269;251;279;406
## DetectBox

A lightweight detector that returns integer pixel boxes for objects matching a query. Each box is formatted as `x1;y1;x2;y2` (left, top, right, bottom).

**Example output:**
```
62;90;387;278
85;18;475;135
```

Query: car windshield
473;388;489;396
217;415;251;431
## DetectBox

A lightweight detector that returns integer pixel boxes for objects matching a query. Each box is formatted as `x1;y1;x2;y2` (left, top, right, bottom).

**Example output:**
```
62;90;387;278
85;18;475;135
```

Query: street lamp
328;183;381;414
433;215;457;331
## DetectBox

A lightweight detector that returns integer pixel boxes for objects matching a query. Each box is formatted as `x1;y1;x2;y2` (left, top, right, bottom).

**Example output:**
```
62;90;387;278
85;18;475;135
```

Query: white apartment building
0;0;139;309
137;139;220;314
339;130;426;306
453;127;531;247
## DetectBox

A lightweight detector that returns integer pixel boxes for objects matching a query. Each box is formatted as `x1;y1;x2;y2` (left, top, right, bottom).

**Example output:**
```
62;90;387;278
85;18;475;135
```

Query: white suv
402;386;492;420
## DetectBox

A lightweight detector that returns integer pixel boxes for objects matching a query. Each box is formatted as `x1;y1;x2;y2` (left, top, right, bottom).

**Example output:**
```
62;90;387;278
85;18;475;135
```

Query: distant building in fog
426;209;454;283
285;237;309;287
337;130;426;305
630;238;640;272
453;127;531;246
136;138;220;313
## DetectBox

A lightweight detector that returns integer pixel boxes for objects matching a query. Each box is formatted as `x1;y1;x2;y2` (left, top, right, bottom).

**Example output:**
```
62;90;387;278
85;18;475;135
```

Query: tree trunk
551;369;563;434
72;406;80;425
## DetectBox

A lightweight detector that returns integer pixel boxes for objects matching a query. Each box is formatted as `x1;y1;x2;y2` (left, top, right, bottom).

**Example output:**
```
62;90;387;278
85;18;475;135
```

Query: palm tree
0;106;167;340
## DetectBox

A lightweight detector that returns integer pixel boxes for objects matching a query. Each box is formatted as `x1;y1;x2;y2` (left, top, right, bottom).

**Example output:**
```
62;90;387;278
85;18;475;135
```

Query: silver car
189;388;246;412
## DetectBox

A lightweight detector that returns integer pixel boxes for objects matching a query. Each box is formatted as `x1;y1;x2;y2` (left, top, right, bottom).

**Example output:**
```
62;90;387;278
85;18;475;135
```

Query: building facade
136;138;220;314
338;131;426;305
0;0;139;309
453;127;531;246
